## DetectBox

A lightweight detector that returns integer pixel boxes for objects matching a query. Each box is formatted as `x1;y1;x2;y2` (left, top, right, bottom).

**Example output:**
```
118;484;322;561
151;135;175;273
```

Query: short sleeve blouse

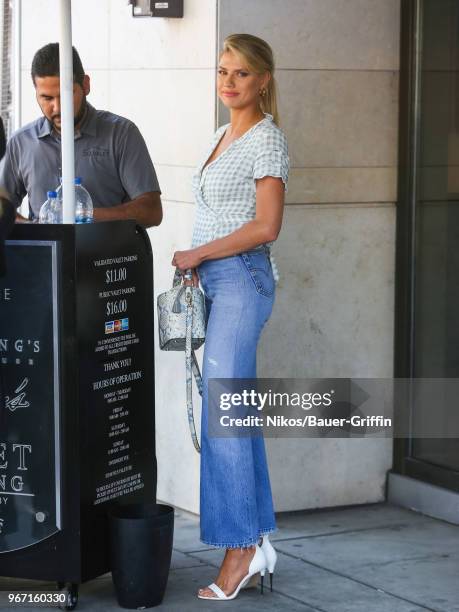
191;114;289;251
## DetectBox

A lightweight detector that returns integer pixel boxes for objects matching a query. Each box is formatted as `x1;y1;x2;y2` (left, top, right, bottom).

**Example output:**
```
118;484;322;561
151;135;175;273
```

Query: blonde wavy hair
221;34;279;125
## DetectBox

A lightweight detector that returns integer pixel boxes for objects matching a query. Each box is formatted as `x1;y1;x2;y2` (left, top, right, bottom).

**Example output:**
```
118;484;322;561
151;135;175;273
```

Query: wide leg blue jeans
197;248;276;548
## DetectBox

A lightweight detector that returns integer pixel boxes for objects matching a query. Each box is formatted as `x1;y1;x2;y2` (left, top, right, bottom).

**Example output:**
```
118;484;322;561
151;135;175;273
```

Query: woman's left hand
172;248;203;271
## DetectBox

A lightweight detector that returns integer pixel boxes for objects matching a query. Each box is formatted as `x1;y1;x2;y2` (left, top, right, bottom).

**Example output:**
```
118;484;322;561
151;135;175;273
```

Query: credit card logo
105;318;129;334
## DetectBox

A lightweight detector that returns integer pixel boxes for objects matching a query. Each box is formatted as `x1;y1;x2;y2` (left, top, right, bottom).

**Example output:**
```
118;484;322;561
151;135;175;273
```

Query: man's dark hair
31;43;85;86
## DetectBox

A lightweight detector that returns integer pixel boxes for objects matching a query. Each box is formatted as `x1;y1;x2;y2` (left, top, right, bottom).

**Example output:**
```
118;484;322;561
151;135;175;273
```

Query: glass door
395;0;459;489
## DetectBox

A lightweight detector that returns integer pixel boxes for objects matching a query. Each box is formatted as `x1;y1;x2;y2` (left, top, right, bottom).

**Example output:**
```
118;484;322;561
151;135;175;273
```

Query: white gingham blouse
191;114;289;277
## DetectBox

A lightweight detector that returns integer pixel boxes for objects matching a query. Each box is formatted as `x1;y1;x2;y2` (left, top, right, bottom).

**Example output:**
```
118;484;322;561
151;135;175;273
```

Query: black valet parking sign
0;241;60;553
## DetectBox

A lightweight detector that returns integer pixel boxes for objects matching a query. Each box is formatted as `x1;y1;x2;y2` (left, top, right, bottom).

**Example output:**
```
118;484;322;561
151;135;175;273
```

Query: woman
172;33;289;601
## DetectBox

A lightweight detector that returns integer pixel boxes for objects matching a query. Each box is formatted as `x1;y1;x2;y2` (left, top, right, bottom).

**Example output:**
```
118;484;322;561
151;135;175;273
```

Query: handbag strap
185;284;202;453
173;268;183;287
191;351;203;395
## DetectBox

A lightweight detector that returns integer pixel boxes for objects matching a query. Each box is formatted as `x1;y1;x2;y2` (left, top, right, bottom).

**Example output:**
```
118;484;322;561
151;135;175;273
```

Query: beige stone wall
16;0;401;514
219;0;400;510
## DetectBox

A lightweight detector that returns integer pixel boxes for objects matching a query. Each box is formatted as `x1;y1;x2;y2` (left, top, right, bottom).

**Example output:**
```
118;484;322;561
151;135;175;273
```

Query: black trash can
109;503;174;609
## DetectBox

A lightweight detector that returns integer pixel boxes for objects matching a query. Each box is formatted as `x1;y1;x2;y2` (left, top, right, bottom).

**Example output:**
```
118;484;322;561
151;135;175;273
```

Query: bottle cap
74;177;82;185
47;191;57;198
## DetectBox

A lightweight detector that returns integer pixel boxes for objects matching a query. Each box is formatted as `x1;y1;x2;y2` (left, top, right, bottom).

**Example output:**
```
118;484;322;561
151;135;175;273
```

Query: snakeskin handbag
157;269;206;453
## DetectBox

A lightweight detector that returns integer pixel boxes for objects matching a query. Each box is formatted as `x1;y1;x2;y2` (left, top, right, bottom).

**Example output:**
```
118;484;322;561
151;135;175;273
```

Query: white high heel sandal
260;534;277;592
197;544;267;601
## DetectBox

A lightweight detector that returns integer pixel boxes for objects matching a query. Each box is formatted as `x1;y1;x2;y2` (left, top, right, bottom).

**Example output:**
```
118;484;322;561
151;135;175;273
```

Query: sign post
59;0;75;223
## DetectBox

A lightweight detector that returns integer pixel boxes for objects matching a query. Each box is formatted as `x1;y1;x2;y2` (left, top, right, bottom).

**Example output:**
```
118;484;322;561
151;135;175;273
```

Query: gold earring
259;88;267;97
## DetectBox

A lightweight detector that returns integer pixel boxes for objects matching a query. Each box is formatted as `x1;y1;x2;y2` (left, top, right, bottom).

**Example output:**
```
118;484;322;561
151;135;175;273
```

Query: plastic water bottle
74;177;93;224
54;179;62;204
39;191;58;224
51;190;62;223
55;177;94;224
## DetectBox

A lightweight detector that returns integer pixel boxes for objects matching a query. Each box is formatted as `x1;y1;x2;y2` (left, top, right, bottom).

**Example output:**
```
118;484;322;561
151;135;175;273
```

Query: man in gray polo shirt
0;43;162;227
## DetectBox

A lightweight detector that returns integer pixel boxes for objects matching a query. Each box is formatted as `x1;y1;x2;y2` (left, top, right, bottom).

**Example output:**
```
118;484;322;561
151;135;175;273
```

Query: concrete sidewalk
1;502;458;611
